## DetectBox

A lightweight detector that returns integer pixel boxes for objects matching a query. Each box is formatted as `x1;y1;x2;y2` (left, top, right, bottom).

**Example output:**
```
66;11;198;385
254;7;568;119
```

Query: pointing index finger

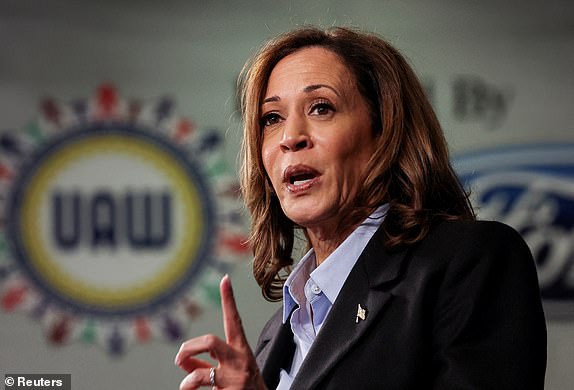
220;274;248;347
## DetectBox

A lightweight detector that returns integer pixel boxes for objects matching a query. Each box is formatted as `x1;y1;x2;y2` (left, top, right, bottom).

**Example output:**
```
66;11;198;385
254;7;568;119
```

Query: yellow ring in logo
19;134;204;309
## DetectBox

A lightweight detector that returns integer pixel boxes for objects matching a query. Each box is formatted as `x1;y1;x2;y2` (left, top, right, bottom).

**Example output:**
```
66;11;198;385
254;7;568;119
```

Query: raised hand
175;275;267;390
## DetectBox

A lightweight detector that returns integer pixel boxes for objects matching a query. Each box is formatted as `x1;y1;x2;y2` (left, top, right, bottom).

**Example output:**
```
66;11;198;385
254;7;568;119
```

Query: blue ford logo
453;144;574;303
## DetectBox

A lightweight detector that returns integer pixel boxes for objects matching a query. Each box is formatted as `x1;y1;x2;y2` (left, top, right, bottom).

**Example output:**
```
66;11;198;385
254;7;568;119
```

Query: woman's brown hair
239;26;474;301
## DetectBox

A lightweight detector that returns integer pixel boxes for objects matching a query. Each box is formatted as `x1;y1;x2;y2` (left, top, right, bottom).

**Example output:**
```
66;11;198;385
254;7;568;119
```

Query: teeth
293;178;312;186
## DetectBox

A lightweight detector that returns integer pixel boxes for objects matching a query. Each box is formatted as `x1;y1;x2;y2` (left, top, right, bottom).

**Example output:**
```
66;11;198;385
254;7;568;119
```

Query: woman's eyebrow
262;84;340;105
303;84;340;96
262;95;279;104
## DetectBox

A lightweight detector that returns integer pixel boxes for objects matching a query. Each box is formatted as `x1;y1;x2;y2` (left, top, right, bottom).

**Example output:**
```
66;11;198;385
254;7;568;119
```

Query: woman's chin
284;209;339;232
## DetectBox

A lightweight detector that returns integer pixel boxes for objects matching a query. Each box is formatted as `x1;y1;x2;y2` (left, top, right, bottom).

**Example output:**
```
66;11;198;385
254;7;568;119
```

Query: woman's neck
307;224;357;266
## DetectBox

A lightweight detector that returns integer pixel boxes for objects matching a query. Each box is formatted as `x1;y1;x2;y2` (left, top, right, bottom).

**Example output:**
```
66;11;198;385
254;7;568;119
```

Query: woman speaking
175;26;547;389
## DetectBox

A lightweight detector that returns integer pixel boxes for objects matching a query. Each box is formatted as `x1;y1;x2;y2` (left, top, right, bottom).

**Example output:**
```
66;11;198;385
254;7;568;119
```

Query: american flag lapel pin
356;303;367;323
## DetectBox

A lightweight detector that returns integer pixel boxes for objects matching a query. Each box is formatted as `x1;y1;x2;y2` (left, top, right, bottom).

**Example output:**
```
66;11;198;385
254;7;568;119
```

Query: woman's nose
279;119;312;152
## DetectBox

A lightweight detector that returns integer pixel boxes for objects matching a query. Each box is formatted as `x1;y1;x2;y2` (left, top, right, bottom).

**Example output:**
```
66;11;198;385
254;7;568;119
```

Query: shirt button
311;284;321;295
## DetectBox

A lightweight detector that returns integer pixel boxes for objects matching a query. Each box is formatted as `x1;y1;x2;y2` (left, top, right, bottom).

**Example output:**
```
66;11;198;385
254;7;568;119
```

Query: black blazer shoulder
255;220;547;390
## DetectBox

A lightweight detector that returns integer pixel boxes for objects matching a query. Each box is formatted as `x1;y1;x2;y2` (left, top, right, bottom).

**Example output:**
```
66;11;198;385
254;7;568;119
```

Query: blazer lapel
290;227;408;390
257;309;296;389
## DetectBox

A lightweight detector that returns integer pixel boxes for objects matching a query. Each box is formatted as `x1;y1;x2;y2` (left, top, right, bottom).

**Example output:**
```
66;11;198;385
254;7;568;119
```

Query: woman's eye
310;102;333;116
261;113;281;127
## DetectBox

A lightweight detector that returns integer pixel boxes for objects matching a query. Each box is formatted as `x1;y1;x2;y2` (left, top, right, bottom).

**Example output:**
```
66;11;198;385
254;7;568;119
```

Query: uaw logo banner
454;144;574;316
0;84;250;354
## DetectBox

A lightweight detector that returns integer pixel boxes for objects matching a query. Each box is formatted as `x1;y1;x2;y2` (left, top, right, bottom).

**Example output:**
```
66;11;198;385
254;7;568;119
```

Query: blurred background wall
1;0;572;388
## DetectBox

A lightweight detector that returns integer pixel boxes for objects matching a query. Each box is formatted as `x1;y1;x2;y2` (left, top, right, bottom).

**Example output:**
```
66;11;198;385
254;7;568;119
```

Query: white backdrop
1;0;573;389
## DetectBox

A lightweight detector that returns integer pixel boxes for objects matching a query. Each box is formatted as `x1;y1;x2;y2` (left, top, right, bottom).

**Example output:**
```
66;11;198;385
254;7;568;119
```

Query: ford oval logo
453;144;574;307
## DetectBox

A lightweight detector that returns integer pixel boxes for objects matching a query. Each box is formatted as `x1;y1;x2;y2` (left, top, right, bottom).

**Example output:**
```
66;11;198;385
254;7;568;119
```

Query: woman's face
261;47;377;234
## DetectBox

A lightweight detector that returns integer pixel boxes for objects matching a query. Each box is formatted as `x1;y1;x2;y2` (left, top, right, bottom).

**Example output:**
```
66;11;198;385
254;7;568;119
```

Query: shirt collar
283;249;316;323
311;204;388;304
282;204;389;323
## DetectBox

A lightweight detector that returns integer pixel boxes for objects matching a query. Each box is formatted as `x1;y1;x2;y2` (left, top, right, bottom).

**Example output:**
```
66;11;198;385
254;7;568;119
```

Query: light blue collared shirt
277;205;389;389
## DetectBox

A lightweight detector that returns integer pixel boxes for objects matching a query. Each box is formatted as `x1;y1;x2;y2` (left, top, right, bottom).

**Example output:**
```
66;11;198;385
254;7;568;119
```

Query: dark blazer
254;221;547;389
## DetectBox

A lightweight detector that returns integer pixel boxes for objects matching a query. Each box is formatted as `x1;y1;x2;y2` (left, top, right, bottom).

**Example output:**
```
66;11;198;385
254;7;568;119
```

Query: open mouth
290;172;316;186
284;165;320;190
